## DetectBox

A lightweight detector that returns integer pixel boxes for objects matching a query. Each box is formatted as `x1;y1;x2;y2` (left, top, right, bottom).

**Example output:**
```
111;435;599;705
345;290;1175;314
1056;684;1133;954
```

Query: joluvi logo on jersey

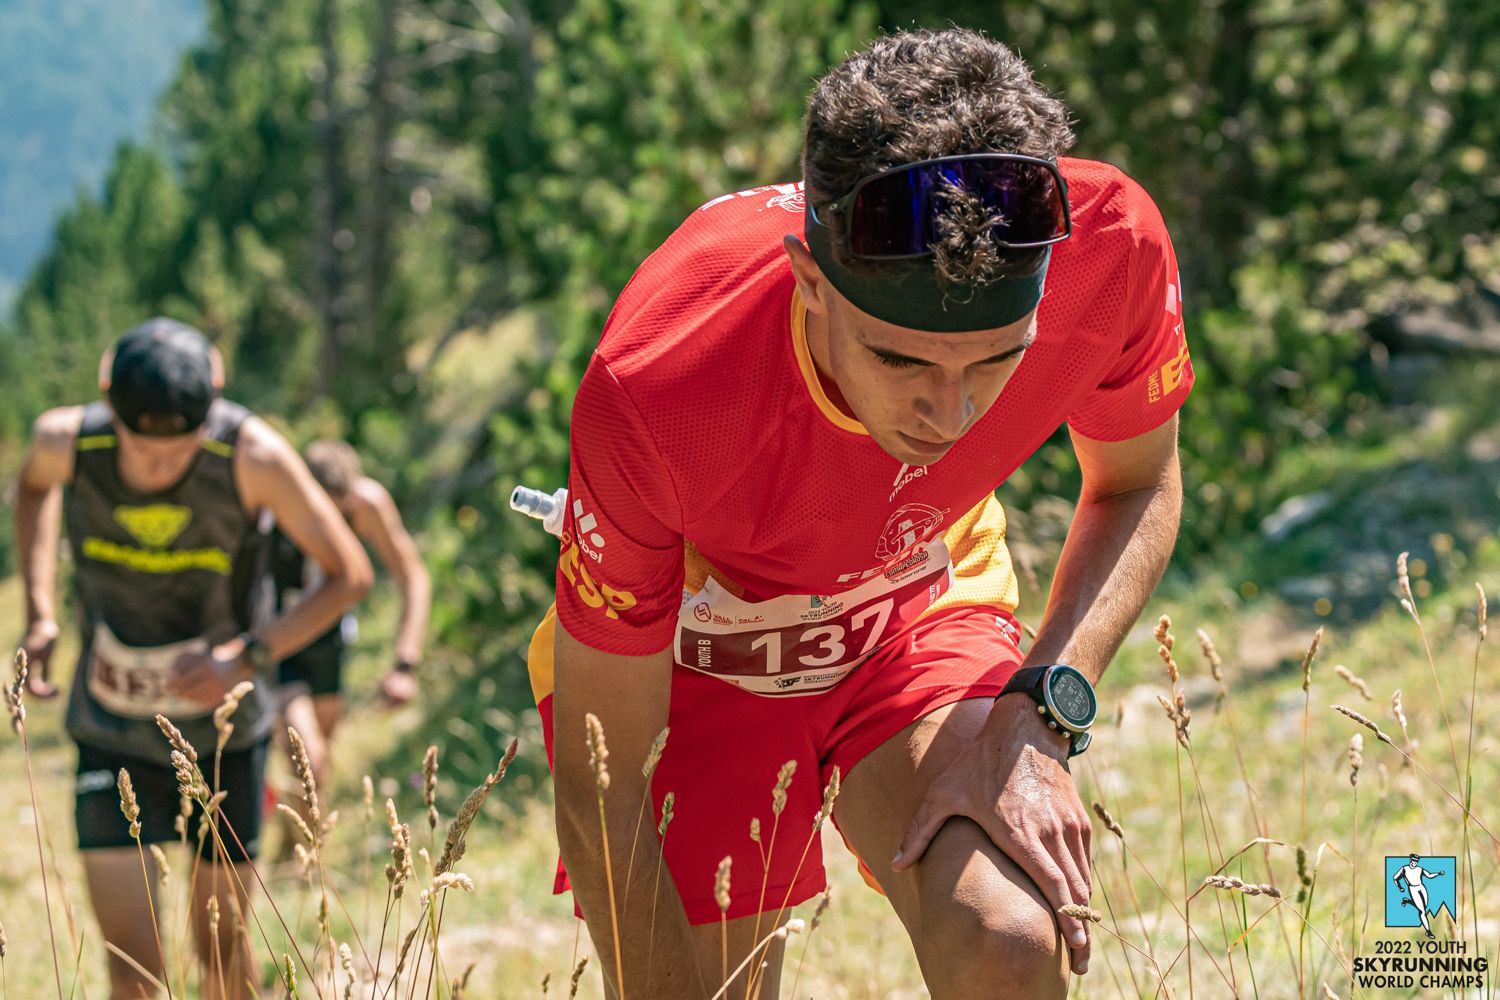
114;504;193;548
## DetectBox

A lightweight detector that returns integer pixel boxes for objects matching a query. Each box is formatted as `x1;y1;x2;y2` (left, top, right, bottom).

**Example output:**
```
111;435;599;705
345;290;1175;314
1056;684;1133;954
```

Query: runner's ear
784;235;830;316
98;347;115;391
208;346;226;389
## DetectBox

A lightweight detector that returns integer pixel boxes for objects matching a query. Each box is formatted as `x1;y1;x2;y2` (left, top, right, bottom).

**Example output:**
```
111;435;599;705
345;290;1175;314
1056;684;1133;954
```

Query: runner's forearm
393;562;430;666
256;570;369;661
1022;468;1182;683
15;482;62;626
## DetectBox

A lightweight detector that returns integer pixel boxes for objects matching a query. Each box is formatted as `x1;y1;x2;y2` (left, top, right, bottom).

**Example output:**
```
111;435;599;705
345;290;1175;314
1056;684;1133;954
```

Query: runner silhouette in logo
1394;853;1446;939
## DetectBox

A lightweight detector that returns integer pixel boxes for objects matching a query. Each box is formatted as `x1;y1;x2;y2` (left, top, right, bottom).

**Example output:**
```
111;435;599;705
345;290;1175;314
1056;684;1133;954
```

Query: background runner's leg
833;698;1068;1000
192;860;258;1000
82;846;165;1000
311;692;344;742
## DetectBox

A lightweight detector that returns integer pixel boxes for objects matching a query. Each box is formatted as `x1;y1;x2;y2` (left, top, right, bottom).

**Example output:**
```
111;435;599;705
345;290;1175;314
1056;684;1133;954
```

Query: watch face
1047;668;1097;728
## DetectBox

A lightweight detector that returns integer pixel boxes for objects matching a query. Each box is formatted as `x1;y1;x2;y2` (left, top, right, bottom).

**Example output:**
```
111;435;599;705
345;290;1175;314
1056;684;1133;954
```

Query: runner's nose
915;372;974;440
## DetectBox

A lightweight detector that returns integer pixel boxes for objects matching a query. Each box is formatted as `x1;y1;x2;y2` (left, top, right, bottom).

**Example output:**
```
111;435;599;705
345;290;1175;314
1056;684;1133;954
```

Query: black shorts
277;633;345;698
75;740;268;862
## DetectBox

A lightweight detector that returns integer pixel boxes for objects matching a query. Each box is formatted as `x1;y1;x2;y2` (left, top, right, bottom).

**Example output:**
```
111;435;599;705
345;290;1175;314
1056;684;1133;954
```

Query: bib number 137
746;599;893;674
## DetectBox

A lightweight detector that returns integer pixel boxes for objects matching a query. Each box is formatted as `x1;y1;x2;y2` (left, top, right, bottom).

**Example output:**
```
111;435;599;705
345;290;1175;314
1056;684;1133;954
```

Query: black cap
107;318;217;436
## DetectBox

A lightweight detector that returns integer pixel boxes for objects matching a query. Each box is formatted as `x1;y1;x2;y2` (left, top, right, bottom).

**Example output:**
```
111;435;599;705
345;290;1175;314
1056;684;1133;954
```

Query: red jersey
554;158;1192;694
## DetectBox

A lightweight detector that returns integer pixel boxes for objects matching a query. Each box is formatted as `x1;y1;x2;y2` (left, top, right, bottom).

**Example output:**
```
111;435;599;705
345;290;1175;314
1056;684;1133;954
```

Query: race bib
674;541;953;695
86;623;213;720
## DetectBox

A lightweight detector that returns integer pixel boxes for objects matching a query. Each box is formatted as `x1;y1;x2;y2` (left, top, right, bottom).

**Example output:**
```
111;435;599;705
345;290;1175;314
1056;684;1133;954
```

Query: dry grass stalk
642;726;669;779
149;843;170;880
1301;627;1324;692
6;649;25;732
294;843;315;882
281;954;296;993
714;856;732;914
1196;627;1224;683
715;853;733;986
118;769;141;839
1396;551;1416;618
813;766;841;833
1348;735;1364;787
169;750;203;799
1;919;6;956
658;791;674;837
1321;984;1340;999
436;738;518;877
1332;704;1395;745
1392;690;1409;737
362;774;375;820
155;714;198;763
568;956;588;999
1156;693;1191;748
1334;665;1372;700
286;727;322;832
1203;874;1282;897
707;919;806;1000
423;745;440;830
771;760;797;816
211;680;255;752
581;714;624;999
1092;801;1125;841
277;803;316;846
339;941;354;999
583;715;610;791
1058;904;1102;922
385;801;413;898
433;872;474;893
1478;583;1488;640
749;817;761;844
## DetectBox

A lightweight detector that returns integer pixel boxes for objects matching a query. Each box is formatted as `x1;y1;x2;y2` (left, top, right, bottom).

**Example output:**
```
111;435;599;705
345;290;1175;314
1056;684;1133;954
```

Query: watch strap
999;665;1048;700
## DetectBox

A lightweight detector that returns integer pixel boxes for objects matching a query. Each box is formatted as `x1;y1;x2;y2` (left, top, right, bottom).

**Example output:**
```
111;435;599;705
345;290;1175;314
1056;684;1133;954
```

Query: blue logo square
1384;855;1457;930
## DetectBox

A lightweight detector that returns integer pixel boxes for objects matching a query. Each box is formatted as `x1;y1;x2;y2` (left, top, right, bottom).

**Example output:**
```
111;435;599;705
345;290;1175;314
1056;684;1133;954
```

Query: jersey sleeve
554;358;685;655
1066;197;1194;442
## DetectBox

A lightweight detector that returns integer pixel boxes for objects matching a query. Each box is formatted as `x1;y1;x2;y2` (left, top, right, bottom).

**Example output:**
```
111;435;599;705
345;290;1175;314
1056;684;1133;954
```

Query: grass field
1;537;1497;998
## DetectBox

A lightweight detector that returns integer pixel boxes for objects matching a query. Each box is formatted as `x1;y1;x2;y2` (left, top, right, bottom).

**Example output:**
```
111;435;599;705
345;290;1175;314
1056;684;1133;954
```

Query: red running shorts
530;602;1024;924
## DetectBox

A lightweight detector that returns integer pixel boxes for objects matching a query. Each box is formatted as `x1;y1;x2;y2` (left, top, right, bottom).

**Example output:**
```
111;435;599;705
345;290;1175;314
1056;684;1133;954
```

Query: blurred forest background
2;0;1499;787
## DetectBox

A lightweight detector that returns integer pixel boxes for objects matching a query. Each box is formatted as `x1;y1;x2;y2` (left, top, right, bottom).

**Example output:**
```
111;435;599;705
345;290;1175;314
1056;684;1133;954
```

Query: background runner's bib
86;622;213;720
674;540;953;695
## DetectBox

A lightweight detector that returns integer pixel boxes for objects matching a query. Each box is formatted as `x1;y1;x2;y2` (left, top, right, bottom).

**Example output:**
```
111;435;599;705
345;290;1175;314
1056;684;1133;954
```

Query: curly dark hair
803;28;1075;286
304;439;363;499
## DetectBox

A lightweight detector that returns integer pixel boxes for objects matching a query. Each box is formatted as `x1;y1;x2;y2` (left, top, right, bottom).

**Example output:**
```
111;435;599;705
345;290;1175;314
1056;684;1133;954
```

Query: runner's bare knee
911;833;1066;999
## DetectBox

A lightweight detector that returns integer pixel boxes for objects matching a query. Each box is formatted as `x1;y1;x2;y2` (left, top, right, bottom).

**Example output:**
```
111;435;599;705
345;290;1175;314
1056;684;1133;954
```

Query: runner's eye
874;353;924;369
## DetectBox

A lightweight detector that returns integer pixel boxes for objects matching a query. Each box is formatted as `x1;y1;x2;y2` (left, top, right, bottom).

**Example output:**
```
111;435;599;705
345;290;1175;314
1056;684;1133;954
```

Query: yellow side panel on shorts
528;603;558;704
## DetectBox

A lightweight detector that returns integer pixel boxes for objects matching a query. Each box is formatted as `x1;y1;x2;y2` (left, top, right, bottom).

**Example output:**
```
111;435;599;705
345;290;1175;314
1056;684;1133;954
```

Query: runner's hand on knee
890;694;1094;975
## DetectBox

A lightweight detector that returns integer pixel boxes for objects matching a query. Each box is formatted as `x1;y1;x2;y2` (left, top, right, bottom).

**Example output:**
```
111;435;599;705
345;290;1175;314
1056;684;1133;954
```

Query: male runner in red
531;28;1191;997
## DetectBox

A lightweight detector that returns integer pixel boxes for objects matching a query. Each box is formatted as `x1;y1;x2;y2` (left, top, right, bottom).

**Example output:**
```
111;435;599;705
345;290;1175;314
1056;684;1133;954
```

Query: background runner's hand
167;648;241;708
379;667;418;706
21;619;60;699
890;692;1094;976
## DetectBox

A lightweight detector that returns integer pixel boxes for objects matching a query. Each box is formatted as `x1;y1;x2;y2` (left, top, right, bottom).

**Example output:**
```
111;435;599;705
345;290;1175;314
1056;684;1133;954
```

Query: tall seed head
583;715;609;791
423;745;440;828
118;768;141;839
714;855;732;914
771;759;797;816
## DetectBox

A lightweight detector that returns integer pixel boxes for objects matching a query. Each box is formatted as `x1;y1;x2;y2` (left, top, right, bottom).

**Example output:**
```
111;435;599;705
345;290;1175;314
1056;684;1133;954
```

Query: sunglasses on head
807;153;1071;260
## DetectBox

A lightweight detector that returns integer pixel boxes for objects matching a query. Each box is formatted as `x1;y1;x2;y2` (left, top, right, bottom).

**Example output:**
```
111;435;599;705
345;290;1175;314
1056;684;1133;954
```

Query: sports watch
238;632;272;673
999;664;1098;757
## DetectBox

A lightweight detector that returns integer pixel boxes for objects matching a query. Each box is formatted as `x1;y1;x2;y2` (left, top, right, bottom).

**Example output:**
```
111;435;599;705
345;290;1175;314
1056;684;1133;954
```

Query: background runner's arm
13;407;84;670
231;417;372;661
347;477;430;668
552;625;707;998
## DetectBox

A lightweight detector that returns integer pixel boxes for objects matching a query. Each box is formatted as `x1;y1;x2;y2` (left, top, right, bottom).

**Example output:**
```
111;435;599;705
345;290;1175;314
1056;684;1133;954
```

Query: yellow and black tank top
64;399;271;761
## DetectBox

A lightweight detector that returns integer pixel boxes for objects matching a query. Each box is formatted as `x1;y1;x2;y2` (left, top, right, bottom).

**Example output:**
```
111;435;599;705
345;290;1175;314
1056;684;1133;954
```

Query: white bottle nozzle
510;485;569;537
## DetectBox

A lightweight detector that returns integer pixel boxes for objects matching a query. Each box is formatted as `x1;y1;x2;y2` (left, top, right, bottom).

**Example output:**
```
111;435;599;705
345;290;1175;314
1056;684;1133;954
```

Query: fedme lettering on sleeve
1066;181;1194;442
555;360;685;655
